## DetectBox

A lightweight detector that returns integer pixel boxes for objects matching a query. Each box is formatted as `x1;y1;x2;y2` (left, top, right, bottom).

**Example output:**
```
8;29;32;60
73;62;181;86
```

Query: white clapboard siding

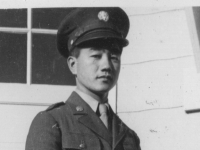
118;56;196;112
122;8;193;64
118;107;200;150
0;105;47;150
117;7;200;150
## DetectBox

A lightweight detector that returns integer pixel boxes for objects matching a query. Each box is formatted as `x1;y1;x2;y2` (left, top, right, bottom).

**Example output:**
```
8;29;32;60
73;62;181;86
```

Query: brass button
76;106;83;112
79;143;85;149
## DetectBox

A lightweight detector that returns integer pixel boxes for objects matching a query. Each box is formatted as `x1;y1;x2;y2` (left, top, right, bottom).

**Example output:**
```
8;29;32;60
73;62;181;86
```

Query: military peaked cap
57;7;130;58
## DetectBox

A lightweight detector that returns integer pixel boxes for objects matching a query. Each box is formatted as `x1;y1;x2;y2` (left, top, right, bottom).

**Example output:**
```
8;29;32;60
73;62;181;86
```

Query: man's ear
67;56;77;75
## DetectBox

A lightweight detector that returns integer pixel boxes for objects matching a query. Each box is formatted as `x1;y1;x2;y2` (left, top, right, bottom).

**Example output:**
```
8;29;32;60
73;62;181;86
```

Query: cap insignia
98;11;109;22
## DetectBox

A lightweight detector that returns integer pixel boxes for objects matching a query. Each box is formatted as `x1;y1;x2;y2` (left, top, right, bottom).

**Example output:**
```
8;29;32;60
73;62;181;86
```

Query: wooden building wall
118;7;200;150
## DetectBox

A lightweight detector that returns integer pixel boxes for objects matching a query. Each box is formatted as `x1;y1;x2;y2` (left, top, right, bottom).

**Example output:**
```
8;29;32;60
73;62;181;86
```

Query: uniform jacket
26;92;141;150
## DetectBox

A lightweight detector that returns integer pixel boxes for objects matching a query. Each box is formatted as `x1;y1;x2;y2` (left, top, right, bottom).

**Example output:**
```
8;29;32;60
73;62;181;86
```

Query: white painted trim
31;29;57;34
0;27;57;34
0;101;51;106
0;27;28;33
27;8;32;85
115;83;118;114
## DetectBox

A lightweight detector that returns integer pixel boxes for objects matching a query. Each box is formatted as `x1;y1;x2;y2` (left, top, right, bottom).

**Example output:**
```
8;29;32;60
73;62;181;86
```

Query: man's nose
101;55;112;73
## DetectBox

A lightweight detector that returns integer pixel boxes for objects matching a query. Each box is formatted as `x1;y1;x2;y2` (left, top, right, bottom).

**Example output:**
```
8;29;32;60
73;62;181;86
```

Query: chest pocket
62;132;101;150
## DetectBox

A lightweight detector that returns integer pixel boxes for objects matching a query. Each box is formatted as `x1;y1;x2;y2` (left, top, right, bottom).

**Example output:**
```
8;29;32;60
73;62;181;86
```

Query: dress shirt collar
75;89;109;112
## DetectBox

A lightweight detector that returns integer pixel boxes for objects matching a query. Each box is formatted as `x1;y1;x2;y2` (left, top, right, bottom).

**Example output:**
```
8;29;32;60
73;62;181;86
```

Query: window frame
0;8;57;85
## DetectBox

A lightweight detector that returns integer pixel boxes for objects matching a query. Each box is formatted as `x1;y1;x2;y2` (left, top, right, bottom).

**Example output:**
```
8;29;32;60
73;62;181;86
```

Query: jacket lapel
110;108;128;149
66;92;112;147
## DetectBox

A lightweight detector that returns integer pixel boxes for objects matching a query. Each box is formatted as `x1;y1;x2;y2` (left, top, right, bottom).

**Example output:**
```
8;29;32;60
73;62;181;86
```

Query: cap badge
98;11;109;22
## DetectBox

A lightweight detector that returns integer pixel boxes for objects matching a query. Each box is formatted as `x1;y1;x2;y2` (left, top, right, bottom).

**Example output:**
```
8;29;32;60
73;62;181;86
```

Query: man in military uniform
26;7;141;150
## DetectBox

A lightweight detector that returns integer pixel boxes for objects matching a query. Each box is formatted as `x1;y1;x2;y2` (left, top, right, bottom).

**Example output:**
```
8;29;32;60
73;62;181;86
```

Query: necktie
99;104;108;128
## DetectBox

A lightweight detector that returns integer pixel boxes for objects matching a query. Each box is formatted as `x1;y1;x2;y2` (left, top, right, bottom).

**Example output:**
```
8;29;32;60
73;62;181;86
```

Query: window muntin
0;8;76;85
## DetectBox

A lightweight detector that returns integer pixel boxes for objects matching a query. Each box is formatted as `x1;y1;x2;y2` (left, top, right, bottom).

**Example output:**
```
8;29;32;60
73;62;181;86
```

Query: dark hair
69;46;81;58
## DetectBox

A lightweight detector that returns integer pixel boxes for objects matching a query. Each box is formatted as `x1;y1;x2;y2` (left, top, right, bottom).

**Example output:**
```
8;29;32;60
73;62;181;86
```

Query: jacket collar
66;91;128;149
110;108;128;149
75;89;110;113
66;92;112;146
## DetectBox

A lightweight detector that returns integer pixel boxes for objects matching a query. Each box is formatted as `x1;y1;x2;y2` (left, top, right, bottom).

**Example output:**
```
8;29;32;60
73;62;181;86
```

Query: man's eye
111;55;119;61
111;56;119;60
92;55;101;58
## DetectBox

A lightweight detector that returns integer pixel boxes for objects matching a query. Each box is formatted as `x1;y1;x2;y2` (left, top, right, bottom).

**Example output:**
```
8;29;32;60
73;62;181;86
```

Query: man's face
73;43;121;96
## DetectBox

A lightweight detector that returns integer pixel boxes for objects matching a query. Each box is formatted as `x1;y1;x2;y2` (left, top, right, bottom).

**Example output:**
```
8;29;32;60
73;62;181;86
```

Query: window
0;8;76;85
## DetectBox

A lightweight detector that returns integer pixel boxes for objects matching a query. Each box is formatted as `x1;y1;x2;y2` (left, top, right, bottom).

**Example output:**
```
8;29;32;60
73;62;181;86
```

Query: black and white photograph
0;0;200;150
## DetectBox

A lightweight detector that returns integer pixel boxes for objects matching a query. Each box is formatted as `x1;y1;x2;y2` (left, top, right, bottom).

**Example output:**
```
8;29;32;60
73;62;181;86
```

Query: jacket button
79;143;85;149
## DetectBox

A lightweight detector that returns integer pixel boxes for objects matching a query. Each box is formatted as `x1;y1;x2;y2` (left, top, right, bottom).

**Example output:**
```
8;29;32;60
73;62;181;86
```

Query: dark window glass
0;32;27;83
32;8;75;29
0;9;27;27
32;34;75;85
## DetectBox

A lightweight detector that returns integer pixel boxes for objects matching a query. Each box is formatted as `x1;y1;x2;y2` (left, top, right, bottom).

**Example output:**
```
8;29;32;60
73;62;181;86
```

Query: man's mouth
97;75;112;81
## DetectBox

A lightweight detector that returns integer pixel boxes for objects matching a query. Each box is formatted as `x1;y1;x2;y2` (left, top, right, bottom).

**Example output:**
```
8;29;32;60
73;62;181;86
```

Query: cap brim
74;29;129;48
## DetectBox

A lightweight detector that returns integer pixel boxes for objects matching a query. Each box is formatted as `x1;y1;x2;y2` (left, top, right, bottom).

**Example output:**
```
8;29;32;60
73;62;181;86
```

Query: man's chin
93;86;113;94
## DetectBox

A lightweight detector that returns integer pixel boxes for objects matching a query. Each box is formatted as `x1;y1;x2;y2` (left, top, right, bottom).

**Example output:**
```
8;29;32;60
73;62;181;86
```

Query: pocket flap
62;132;101;150
62;132;82;149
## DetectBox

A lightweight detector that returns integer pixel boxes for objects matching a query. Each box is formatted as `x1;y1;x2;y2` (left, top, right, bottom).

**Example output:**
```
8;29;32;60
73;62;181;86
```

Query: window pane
0;32;27;83
32;34;76;85
32;8;75;29
0;9;27;27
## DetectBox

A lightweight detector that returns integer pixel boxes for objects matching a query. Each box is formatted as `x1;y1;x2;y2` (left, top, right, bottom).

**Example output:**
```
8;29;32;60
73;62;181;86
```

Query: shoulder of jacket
128;128;141;145
115;115;140;140
46;101;65;111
